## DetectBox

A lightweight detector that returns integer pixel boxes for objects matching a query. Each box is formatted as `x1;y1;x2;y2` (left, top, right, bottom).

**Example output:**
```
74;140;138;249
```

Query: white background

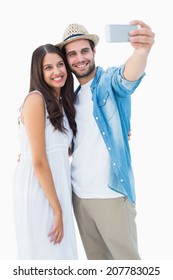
0;0;173;264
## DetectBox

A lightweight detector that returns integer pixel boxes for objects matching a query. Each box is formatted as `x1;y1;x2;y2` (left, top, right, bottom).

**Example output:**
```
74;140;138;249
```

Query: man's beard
70;62;95;79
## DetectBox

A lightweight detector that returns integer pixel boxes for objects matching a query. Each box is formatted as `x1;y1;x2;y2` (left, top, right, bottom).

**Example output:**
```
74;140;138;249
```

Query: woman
13;44;78;259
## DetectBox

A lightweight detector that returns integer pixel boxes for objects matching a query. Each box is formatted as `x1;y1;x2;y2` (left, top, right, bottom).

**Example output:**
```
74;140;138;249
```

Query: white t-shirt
71;80;123;199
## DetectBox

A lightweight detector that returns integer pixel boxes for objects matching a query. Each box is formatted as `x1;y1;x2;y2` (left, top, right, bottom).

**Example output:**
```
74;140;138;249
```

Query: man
56;20;155;260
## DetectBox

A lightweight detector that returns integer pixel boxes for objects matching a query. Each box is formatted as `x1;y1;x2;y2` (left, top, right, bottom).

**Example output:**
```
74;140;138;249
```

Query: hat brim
56;34;99;50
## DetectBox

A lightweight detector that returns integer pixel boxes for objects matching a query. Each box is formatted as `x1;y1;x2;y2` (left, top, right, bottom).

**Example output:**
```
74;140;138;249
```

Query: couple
13;20;155;260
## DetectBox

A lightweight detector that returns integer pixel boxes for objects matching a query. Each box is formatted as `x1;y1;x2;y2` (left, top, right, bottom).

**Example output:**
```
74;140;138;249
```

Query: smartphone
105;24;139;42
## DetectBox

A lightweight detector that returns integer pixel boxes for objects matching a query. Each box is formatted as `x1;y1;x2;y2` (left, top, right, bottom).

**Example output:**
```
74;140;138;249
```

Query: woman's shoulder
25;90;43;101
20;91;45;124
22;90;45;108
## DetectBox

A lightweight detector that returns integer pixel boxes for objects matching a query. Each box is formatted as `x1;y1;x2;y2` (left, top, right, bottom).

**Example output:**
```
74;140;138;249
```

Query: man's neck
78;68;96;86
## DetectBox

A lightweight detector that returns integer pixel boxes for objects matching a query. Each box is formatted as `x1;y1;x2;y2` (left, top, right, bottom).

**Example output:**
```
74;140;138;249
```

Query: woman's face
42;52;67;95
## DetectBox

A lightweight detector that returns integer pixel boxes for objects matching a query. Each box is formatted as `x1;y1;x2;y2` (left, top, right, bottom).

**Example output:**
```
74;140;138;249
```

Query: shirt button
102;132;105;135
108;147;111;150
120;179;123;182
95;116;98;120
113;162;116;166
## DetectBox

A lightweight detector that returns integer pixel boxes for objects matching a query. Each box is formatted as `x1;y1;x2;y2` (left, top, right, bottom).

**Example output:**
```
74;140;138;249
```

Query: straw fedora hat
56;23;99;49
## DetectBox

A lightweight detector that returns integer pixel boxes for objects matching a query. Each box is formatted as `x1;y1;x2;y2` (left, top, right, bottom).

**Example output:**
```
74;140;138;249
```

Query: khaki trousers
73;193;140;260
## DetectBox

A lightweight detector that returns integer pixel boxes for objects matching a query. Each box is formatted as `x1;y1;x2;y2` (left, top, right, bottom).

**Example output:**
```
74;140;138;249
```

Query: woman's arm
22;92;63;244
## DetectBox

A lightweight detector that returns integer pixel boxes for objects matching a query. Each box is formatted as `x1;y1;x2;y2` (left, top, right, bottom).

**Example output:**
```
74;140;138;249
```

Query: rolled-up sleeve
117;64;145;91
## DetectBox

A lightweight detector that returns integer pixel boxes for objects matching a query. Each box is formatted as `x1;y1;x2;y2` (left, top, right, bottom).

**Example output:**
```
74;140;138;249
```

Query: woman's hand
48;211;64;244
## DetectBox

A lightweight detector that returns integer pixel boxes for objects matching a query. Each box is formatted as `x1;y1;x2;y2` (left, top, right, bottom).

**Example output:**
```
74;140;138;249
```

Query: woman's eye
44;66;51;70
58;62;64;67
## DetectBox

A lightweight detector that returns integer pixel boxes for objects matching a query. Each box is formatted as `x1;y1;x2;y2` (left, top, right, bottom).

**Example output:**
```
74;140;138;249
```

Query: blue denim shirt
74;65;144;203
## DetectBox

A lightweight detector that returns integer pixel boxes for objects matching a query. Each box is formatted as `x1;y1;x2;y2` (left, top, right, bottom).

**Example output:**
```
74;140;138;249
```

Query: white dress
13;92;78;260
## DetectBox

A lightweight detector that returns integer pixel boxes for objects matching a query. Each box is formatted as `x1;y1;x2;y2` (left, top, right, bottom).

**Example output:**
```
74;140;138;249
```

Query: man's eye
69;53;75;57
82;49;89;53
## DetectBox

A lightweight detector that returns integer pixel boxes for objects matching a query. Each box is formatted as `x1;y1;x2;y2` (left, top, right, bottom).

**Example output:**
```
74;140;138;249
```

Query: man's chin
73;70;87;78
71;64;95;79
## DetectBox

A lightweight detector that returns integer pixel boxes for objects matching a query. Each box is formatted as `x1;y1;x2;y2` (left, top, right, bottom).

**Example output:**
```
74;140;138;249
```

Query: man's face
64;39;96;84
